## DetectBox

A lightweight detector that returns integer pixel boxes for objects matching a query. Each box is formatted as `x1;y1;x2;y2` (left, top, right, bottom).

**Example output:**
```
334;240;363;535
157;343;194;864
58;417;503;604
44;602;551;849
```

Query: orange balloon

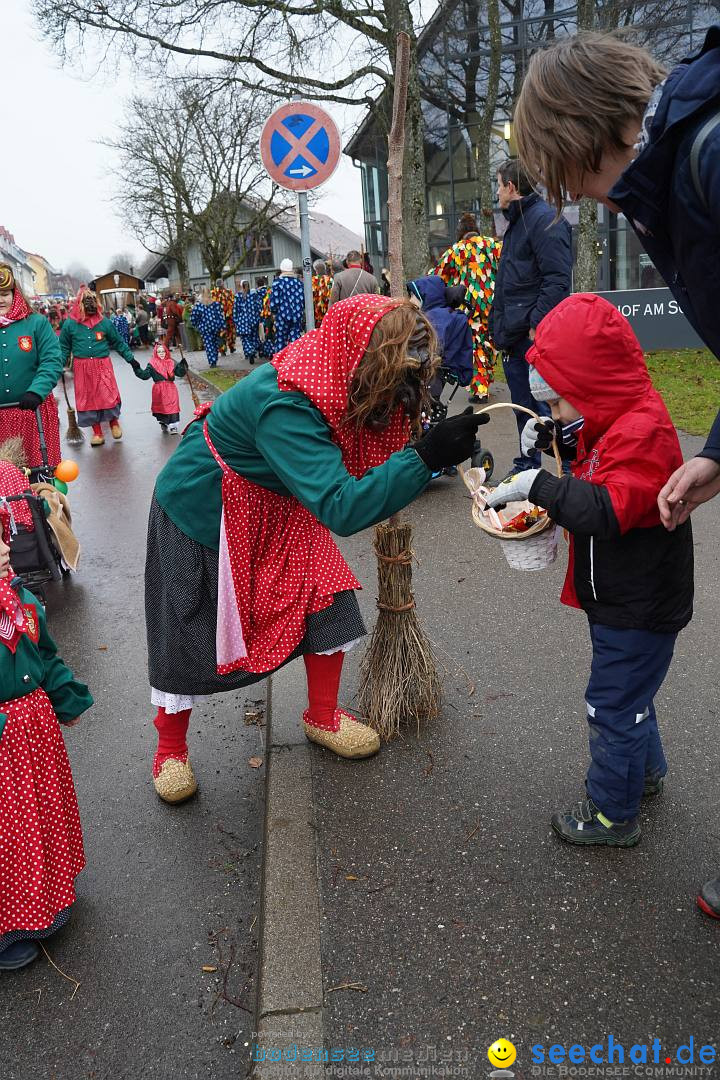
55;459;79;483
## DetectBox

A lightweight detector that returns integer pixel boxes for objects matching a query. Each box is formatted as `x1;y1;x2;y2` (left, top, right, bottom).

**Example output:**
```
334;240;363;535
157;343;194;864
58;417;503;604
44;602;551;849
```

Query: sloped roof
273;207;362;259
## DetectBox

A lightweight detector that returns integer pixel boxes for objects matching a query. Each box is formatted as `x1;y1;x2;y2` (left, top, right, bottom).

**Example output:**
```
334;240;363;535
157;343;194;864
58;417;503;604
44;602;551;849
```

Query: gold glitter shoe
153;757;198;804
303;709;380;759
90;433;105;447
110;420;123;440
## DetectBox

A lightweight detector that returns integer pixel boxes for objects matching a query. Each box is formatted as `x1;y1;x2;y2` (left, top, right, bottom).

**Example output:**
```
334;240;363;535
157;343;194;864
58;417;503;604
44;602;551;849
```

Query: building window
233;230;273;269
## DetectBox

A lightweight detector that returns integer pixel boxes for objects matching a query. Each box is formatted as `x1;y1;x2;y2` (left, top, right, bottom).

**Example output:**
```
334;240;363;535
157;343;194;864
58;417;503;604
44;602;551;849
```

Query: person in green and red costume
0;263;63;469
145;294;489;804
59;286;142;446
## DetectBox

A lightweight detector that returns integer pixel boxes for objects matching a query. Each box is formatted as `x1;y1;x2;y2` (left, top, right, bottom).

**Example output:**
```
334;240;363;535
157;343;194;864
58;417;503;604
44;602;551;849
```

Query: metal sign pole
298;191;315;331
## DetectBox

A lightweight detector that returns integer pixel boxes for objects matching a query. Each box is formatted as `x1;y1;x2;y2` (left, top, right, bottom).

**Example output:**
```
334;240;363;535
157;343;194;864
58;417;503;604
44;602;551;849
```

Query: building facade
143;207;361;294
346;0;715;294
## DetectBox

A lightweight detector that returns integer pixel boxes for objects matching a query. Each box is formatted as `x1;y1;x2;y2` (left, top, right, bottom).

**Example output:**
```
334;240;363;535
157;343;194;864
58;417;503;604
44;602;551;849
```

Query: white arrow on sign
287;164;314;177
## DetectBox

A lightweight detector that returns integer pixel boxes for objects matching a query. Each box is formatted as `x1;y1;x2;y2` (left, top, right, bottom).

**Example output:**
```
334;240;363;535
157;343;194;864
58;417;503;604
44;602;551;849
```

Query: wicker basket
461;402;563;572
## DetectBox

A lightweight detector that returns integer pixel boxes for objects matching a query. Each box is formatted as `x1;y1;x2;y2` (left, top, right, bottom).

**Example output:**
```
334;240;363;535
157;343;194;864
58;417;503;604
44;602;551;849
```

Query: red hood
526;294;652;446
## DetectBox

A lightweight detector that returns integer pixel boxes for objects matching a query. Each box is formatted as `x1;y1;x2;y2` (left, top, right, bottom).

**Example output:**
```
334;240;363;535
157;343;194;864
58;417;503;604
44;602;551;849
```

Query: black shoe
0;939;40;970
643;774;665;797
698;877;720;919
551;796;641;847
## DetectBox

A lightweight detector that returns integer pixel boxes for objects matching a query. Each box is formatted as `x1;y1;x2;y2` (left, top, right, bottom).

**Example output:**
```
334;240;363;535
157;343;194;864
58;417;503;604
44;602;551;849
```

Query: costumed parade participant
183;297;203;352
0;514;93;971
484;294;693;848
145;295;488;803
233;281;261;364
190;289;225;369
164;295;183;348
136;342;187;433
59;286;140;447
269;260;305;354
112;309;130;347
434;214;502;403
211;279;236;356
0;264;63;471
256;277;275;357
312;260;333;327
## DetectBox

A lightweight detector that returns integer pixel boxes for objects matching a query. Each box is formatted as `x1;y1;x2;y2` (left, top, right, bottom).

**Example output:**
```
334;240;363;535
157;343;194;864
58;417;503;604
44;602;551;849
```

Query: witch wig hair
0;263;31;310
346;301;439;430
513;32;667;213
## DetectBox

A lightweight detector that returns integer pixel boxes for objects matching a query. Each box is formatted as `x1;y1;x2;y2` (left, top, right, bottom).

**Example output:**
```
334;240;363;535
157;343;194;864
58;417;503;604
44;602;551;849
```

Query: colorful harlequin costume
258;285;275;357
433;234;502;398
269;274;305;354
136;343;187;429
211;283;236;355
312;274;333;327
144;295;435;803
190;299;225;368
59;288;137;444
0;508;92;967
0;266;63;470
232;287;261;363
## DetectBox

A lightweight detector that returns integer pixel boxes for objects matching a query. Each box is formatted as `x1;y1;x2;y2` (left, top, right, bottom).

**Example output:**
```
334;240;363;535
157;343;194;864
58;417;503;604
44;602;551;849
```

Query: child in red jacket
486;293;694;847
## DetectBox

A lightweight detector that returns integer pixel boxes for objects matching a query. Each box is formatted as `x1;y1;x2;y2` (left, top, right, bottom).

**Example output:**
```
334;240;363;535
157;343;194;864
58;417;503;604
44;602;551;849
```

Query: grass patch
645;348;720;436
197;369;247;394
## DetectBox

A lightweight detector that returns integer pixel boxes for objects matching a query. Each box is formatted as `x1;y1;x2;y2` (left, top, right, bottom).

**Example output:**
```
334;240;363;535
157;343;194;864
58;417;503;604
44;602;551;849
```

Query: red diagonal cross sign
275;118;326;174
260;102;341;192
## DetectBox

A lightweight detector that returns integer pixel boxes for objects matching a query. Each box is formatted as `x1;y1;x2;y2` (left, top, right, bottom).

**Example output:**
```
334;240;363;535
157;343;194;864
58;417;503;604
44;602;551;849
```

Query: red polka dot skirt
0;688;85;935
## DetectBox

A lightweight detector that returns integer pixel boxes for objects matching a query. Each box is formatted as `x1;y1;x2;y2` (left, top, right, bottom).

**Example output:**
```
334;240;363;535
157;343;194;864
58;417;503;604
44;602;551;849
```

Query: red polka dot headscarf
272;294;410;478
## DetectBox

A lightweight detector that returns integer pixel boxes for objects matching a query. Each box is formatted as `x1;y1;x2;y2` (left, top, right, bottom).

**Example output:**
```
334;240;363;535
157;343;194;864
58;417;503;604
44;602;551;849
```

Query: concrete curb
253;669;326;1079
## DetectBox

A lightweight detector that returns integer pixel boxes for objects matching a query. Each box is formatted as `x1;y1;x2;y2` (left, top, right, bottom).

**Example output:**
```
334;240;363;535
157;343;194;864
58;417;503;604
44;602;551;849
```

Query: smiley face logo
488;1040;517;1069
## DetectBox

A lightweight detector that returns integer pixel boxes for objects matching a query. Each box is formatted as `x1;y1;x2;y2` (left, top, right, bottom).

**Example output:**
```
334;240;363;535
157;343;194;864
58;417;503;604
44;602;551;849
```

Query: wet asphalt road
0;355;263;1080
314;385;720;1074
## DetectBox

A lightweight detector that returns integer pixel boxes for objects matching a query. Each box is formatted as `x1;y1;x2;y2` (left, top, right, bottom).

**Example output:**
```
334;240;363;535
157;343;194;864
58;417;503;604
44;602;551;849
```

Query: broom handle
60;371;74;411
472;401;563;476
176;339;201;408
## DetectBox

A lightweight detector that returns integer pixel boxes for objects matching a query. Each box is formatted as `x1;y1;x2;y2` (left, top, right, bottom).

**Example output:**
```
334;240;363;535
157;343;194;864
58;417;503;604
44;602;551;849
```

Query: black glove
413;407;490;472
18;391;42;411
520;417;558;458
129;359;141;372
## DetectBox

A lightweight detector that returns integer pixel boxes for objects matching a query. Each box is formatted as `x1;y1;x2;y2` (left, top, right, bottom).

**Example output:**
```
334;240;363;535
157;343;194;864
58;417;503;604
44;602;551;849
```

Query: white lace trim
315;637;363;657
151;688;208;713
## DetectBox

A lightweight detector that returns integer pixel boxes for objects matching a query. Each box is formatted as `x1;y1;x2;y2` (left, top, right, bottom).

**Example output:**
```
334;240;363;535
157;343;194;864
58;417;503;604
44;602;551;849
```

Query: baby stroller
0;403;66;601
422;366;495;480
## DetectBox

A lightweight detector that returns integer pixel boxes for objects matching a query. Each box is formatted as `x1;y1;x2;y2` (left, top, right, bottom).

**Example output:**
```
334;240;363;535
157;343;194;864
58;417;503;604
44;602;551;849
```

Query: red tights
151;652;345;772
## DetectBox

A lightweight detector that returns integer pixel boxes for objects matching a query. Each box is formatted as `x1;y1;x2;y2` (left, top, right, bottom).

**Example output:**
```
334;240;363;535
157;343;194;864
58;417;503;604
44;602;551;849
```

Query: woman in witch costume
135;341;187;433
145;294;488;803
0;264;64;470
0;511;92;970
59;286;140;446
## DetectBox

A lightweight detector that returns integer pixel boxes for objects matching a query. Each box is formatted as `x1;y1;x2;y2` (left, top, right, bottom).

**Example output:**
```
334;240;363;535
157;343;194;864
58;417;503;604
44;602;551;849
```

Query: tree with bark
34;0;431;278
102;83;289;286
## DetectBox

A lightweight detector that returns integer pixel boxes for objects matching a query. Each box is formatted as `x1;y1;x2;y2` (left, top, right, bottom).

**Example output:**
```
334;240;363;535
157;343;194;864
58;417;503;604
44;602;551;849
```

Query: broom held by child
486;294;693;848
0;516;93;971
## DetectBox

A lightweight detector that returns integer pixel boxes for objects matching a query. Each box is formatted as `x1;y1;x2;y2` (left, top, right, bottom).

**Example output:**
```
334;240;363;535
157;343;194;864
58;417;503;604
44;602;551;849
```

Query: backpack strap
690;108;720;211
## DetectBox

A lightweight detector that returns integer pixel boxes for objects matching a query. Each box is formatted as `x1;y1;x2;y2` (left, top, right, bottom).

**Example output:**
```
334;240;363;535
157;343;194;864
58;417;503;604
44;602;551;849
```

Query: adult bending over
145;295;487;803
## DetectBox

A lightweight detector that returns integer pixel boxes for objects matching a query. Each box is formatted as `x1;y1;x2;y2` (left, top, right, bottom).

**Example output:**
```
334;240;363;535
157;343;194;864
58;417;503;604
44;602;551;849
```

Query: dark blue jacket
488;192;572;350
408;275;473;385
609;26;720;462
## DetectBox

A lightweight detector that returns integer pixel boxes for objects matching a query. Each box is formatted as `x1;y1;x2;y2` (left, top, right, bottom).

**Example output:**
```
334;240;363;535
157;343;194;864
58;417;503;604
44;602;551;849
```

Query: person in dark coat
513;25;720;916
489;157;572;479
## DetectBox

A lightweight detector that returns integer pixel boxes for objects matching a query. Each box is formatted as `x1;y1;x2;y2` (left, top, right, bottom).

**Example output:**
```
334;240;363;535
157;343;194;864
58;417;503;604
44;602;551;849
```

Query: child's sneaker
697;877;720;920
0;939;40;970
551;796;641;847
167;423;180;434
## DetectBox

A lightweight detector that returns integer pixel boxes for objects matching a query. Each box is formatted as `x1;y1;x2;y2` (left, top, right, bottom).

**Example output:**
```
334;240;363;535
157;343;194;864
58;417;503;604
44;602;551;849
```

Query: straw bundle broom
357;32;441;740
60;371;84;444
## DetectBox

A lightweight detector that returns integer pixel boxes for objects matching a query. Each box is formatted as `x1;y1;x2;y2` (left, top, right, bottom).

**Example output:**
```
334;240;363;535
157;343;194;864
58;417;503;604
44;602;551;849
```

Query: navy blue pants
585;623;677;822
502;337;550;470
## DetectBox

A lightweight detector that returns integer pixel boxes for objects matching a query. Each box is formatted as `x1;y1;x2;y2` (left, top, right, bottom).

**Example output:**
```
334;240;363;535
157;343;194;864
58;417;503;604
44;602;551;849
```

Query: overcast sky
3;1;365;277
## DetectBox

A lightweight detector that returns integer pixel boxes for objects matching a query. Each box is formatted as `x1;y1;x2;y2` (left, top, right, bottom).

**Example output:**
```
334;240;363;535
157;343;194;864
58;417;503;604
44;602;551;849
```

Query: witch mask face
82;294;98;314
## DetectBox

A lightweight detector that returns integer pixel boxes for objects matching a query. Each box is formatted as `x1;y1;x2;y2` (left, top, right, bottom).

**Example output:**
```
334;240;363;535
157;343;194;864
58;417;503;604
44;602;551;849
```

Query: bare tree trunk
387;31;410;297
574;0;599;292
402;53;430;278
476;0;502;234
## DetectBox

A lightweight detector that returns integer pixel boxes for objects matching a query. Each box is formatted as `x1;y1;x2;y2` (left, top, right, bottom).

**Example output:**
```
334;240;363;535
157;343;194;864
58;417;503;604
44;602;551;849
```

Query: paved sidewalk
258;379;720;1077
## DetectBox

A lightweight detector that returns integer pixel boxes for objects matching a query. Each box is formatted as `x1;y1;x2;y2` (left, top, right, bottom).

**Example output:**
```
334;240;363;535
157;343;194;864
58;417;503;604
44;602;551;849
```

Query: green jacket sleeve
30;593;94;723
28;316;64;400
254;399;431;536
59;318;72;364
105;320;137;365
